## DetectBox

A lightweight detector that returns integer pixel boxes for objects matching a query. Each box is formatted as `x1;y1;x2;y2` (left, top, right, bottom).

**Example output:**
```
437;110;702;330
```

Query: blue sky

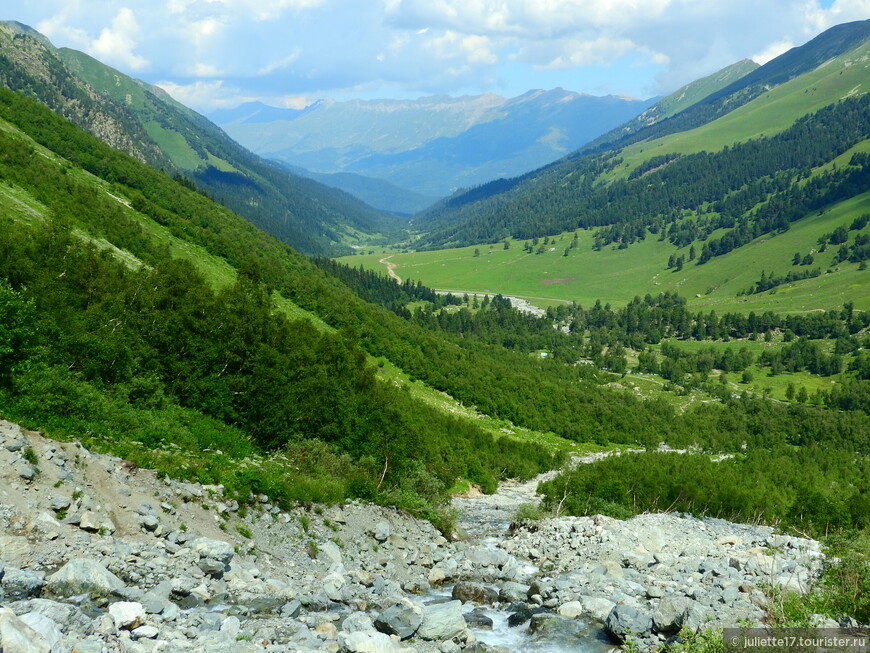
4;1;868;111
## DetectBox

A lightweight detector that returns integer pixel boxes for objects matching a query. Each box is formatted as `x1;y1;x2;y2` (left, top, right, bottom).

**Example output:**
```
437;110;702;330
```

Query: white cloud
257;50;302;76
88;7;149;71
752;39;795;65
10;0;870;107
155;78;253;109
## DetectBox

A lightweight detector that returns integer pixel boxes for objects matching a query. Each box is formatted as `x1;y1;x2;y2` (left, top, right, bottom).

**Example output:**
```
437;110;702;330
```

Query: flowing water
447;474;614;653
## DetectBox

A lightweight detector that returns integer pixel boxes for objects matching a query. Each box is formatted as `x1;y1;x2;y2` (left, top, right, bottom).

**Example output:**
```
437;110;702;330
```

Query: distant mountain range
210;90;658;199
414;18;870;251
0;21;402;255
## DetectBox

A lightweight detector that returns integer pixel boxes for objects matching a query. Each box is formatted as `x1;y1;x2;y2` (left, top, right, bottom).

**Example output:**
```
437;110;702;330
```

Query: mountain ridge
213;88;655;197
0;20;400;256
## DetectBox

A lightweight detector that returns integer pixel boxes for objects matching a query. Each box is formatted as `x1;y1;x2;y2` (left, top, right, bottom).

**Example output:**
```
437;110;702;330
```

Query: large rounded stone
604;604;653;643
46;559;125;598
417;600;467;641
190;537;234;565
452;582;498;605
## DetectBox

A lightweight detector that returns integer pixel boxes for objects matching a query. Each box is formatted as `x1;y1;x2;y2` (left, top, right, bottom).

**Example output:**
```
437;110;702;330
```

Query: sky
4;0;869;111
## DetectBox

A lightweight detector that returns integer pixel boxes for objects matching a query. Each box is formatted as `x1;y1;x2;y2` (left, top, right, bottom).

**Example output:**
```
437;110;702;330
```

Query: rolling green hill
0;21;401;256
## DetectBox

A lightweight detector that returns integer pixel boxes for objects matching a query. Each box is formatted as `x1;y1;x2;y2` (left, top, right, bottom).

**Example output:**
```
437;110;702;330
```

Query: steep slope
415;20;870;254
214;89;653;198
0;21;400;256
584;59;759;151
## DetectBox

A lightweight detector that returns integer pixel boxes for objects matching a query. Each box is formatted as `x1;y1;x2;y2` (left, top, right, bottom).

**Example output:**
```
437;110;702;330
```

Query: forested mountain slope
416;20;870;253
0;21;400;255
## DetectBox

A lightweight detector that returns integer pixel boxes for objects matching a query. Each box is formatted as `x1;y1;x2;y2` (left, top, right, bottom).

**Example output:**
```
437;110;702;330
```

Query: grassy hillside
606;39;870;181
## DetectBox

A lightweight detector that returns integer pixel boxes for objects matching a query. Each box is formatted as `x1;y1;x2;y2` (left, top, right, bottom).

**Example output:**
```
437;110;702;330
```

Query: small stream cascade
439;479;614;653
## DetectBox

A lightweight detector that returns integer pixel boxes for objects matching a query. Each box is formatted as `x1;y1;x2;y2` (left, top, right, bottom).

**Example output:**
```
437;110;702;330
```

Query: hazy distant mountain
211;90;656;197
415;19;870;250
279;163;438;215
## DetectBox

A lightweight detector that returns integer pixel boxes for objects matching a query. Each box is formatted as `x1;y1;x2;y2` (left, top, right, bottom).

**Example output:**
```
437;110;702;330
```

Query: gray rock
341;613;375;633
1;568;45;599
653;596;692;634
557;600;584;618
604;604;653;643
79;511;114;534
190;537;235;565
280;599;302;618
319;541;343;566
581;596;616;622
0;607;51;653
140;515;159;532
498;581;530;603
374;605;421;640
18;466;36;481
463;610;493;629
374;521;391;542
323;572;346;602
49;497;71;512
452;582;498;605
46;558;125;597
108;601;146;630
131;625;159;639
339;630;400;652
198;558;225;577
19;612;63;653
417;600;468;641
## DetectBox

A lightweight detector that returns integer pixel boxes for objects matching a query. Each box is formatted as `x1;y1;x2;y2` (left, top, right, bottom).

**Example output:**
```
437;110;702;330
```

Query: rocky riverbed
0;419;831;652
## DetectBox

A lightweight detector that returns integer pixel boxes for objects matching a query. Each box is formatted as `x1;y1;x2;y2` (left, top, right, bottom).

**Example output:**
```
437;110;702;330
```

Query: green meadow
339;190;870;314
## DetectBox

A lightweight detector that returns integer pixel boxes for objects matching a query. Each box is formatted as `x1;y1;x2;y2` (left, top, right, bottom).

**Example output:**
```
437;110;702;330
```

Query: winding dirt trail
379;256;402;284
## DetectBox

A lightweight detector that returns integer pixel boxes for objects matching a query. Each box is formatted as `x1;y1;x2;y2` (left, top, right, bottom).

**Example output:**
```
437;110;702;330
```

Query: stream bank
0;419;827;652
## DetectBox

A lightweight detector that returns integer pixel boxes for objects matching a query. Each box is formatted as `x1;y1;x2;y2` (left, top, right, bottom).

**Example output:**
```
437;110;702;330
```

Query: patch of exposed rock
0;418;834;652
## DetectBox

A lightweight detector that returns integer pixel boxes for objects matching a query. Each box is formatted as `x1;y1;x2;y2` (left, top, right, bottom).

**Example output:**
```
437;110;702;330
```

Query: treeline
565;292;868;347
539;447;870;535
312;257;461;312
741;268;821;295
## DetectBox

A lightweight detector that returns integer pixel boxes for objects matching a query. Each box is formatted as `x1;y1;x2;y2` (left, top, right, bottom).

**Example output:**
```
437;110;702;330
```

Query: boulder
653;596;692;634
604;604;653;643
45;559;125;597
557;600;584;619
452;582;498;605
374;521;391;542
1;568;45;599
18;612;62;653
463;609;493;629
374;605;420;640
108;601;146;630
339;630;401;653
190;537;234;565
417;600;467;641
0;607;51;653
498;581;530;603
